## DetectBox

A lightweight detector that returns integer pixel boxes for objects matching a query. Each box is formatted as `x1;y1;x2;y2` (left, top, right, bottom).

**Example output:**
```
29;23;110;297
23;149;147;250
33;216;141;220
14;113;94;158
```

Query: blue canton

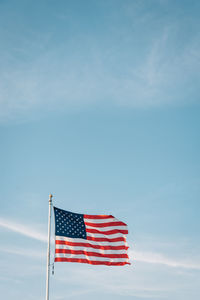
54;207;87;239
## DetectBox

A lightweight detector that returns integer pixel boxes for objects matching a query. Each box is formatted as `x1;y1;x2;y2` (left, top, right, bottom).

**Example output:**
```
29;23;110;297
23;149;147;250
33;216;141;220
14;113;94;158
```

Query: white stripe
55;253;129;262
56;236;127;247
85;225;127;231
55;245;127;254
84;218;116;224
86;231;126;239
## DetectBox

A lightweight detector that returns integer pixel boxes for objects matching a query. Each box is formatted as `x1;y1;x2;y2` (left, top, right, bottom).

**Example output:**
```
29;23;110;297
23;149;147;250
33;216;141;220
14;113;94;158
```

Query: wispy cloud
0;217;47;242
53;289;98;300
56;266;167;299
131;249;200;270
1;217;200;271
0;3;199;123
0;244;45;259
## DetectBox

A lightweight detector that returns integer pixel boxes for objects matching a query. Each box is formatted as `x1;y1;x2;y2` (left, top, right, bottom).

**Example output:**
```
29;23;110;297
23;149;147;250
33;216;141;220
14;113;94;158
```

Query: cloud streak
0;217;47;242
0;244;45;259
131;249;200;270
1;217;200;271
0;2;200;123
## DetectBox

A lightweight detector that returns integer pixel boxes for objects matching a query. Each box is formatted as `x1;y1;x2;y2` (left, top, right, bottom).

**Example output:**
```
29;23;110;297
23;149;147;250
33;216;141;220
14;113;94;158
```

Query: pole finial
49;194;53;203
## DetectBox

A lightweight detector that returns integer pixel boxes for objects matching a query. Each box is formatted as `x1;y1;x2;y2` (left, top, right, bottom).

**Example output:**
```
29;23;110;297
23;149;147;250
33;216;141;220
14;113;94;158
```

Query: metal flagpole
46;194;53;300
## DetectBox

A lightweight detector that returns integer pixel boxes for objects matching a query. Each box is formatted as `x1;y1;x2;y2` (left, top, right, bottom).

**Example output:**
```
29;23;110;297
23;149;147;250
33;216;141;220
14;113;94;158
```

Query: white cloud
56;265;167;299
0;244;45;258
131;249;200;270
0;217;47;242
1;216;200;271
0;23;199;123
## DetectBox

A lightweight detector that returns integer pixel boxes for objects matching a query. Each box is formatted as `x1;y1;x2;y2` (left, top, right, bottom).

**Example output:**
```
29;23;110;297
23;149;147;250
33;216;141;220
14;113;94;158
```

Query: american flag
54;207;130;266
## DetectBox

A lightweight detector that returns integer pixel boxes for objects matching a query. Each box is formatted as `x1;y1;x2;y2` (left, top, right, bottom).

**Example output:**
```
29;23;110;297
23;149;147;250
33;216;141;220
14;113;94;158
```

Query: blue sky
0;0;200;299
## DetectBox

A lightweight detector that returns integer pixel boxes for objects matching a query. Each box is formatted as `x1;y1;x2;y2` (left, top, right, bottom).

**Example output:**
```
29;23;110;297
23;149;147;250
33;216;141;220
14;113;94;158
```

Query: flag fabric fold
54;206;130;266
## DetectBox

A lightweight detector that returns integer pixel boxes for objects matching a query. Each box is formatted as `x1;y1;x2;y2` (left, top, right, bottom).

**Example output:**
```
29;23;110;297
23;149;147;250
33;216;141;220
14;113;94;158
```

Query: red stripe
55;240;128;250
87;236;126;243
55;257;130;265
85;221;127;228
55;249;129;259
86;228;128;235
84;214;114;219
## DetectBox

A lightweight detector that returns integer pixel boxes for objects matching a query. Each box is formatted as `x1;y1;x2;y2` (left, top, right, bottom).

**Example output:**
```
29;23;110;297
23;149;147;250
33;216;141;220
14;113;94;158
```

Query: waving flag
54;207;130;266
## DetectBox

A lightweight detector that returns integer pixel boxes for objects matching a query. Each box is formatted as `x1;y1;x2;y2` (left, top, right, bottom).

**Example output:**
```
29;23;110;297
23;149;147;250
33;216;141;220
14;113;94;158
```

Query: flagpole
46;194;53;300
